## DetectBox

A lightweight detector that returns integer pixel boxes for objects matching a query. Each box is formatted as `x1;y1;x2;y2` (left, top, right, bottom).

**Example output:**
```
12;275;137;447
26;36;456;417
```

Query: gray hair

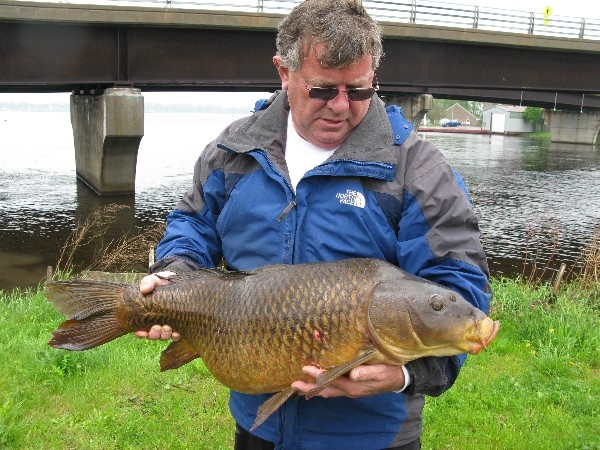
276;0;383;71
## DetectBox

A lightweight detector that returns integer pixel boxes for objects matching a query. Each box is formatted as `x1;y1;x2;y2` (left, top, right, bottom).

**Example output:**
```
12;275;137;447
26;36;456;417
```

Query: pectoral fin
250;350;378;430
251;387;297;431
160;340;201;371
306;349;377;399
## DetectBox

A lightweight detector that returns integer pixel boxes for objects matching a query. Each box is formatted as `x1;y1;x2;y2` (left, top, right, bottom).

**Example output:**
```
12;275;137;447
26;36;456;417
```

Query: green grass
525;132;551;140
1;279;598;449
422;279;599;450
0;286;233;449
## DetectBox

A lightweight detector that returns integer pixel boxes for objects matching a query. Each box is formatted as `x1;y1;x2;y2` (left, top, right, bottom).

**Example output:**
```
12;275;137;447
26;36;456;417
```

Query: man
136;0;491;448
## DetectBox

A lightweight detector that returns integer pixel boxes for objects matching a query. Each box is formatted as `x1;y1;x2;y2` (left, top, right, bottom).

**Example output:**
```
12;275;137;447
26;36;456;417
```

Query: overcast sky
473;0;600;19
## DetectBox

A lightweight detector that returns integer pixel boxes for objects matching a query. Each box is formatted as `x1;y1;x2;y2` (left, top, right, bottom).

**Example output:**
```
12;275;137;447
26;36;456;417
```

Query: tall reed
55;204;165;278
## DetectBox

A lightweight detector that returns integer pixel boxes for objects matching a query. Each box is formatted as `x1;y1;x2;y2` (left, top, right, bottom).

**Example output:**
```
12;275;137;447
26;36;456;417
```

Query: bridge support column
381;94;433;127
547;110;600;145
71;87;144;195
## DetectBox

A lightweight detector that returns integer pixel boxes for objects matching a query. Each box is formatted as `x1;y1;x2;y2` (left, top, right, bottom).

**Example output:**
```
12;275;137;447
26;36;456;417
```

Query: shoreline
418;126;526;136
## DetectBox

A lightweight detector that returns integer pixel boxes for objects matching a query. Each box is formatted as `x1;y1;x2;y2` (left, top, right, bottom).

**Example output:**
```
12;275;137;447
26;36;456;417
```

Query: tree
523;107;545;130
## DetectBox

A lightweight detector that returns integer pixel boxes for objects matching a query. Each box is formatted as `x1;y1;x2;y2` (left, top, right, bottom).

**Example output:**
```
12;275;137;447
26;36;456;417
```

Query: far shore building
482;104;536;133
440;103;479;126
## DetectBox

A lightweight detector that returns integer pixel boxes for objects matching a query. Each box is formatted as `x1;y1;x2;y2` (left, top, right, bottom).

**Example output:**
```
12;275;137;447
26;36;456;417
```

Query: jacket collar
220;91;397;180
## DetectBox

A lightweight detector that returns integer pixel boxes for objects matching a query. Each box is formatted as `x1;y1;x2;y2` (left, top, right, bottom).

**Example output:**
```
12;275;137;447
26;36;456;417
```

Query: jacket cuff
149;256;202;274
404;357;449;397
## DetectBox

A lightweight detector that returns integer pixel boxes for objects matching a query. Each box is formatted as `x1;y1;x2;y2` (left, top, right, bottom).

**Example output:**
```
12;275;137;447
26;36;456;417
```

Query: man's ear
273;55;290;90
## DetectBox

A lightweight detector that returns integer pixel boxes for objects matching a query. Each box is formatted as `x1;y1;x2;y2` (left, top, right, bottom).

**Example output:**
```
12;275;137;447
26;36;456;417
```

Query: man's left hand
291;364;406;398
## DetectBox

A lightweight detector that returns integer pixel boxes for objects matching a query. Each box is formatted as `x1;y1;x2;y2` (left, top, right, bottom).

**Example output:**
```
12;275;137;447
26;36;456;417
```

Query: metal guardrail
17;0;600;40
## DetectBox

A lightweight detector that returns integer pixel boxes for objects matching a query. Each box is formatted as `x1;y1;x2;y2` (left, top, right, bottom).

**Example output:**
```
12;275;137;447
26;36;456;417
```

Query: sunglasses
300;77;379;102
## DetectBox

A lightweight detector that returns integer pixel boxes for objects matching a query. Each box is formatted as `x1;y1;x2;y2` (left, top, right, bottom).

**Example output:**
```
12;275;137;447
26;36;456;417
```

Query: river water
1;110;599;291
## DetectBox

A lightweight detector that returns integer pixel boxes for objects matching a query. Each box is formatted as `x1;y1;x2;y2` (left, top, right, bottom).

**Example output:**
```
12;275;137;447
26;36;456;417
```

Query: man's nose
326;91;351;112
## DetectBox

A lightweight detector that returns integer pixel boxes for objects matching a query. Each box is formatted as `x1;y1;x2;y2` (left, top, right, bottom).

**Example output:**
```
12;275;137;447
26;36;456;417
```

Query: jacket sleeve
398;137;492;396
150;142;227;273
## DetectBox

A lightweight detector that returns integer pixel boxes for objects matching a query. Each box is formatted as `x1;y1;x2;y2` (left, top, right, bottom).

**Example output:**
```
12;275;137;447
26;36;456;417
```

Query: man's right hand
135;271;181;342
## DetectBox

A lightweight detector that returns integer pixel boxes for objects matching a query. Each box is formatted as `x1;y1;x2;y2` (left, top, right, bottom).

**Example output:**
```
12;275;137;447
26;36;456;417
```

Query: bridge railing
20;0;600;40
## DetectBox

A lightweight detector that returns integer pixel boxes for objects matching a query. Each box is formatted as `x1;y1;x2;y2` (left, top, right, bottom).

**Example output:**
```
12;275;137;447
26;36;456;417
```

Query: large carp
46;258;499;430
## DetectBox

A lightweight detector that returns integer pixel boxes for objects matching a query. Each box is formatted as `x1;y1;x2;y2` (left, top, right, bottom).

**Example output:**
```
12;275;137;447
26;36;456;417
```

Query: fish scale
45;257;499;430
189;264;371;392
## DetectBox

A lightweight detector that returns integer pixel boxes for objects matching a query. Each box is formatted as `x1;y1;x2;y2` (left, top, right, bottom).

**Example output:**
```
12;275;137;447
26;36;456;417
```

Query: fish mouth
468;318;500;355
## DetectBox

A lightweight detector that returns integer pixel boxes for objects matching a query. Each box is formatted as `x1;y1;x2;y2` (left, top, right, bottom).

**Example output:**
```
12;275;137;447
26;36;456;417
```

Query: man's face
274;46;375;149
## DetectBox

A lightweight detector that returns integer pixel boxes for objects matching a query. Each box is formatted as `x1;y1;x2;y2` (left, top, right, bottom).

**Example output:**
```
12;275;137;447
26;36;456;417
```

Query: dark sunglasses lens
308;87;339;101
309;87;376;101
347;88;376;101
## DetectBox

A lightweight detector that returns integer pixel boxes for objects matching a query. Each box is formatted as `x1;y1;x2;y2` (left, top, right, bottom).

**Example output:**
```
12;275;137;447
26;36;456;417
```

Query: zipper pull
277;200;297;222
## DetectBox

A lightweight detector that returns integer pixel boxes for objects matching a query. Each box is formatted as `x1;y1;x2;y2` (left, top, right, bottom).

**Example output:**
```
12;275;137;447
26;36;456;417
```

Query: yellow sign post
543;5;553;26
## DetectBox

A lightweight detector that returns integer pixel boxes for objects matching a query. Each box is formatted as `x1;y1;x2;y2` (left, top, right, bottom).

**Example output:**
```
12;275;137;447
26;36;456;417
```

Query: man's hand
134;271;181;342
135;324;181;341
139;271;176;295
291;364;407;398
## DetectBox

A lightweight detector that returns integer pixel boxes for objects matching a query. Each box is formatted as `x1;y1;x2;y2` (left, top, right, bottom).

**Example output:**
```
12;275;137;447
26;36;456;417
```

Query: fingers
148;324;174;340
292;364;406;398
134;330;150;339
139;275;156;294
301;365;325;379
291;379;344;399
134;324;181;342
136;271;179;341
291;366;347;398
139;271;176;294
171;331;181;341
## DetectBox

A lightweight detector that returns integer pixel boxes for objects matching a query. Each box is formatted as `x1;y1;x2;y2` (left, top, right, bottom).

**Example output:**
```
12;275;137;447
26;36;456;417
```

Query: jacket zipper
277;200;296;222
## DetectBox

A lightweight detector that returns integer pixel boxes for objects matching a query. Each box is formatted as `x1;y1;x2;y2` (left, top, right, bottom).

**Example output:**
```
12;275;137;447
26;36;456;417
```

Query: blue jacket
152;91;491;449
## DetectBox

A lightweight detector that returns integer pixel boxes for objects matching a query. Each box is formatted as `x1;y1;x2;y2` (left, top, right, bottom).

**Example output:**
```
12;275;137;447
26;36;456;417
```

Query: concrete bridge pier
71;87;144;195
547;110;600;145
381;94;433;127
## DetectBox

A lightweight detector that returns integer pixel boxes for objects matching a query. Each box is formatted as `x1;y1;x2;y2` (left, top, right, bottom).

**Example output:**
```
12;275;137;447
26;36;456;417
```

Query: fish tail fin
49;316;127;351
45;279;133;351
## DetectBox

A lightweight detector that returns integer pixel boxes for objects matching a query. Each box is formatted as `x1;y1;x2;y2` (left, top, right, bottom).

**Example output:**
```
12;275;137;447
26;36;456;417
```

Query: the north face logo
336;190;365;208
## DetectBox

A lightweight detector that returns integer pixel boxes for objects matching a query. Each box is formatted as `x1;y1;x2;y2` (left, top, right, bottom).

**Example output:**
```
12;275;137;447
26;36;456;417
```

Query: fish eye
429;294;446;311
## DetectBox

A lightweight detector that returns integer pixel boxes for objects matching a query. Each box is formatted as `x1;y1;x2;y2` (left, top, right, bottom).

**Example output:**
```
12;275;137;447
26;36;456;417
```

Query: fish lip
468;320;500;355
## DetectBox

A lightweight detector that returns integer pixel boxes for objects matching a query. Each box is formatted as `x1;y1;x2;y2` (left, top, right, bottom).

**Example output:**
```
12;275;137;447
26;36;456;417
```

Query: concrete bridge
1;0;599;194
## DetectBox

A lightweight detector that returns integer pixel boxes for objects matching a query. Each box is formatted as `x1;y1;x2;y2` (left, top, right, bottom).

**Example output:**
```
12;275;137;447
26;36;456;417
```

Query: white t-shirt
285;113;336;191
284;114;413;391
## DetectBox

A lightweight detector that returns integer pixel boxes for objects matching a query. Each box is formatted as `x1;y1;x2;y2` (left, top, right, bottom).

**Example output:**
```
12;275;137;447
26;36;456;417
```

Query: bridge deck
1;0;599;110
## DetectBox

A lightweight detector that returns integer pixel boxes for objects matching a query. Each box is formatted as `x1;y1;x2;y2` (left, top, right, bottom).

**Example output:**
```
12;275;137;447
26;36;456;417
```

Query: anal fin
160;340;201;371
